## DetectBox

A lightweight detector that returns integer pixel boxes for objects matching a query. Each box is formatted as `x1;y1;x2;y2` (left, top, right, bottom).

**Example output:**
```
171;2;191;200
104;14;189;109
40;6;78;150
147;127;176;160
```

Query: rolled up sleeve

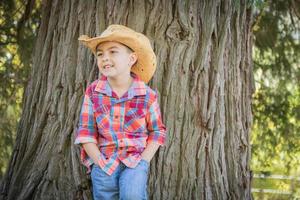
74;92;98;146
146;93;167;146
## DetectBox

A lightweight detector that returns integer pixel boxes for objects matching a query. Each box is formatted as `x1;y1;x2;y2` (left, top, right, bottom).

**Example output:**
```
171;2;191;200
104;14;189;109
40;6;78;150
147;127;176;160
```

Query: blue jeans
91;159;149;200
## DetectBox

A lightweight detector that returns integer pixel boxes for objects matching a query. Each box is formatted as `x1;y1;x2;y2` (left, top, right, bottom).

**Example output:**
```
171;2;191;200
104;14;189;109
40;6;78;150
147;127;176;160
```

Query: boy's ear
129;52;138;67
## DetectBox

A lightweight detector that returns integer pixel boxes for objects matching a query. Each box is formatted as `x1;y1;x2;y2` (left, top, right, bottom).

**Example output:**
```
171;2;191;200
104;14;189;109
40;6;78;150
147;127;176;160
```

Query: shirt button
114;115;119;119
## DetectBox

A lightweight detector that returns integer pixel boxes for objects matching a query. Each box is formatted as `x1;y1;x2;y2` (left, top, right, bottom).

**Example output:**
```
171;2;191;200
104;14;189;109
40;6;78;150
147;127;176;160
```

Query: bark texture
0;0;254;199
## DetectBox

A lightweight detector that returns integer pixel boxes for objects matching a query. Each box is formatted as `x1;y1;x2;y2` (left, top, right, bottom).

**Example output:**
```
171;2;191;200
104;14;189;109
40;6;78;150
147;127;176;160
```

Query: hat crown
101;25;134;37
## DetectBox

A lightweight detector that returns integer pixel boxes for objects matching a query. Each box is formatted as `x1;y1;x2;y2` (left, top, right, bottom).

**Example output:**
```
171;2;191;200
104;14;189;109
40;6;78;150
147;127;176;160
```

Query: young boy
74;24;167;200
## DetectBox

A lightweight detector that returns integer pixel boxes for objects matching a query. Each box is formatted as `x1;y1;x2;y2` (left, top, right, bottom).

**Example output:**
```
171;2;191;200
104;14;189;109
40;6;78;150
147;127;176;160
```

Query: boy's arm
141;142;160;162
82;143;102;164
74;91;98;145
143;92;167;163
74;88;102;167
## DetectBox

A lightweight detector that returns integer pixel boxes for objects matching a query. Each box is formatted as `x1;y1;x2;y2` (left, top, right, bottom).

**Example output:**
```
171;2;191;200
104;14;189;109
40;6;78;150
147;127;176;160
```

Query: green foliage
251;0;300;197
0;0;41;178
247;0;267;9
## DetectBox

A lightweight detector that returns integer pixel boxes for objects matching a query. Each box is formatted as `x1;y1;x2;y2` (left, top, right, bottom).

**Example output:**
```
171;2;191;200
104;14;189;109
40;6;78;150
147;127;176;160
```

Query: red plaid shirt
74;72;166;175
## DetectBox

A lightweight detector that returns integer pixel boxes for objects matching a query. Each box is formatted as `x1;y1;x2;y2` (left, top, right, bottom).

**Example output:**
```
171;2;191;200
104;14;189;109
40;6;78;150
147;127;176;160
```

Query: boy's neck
107;74;134;92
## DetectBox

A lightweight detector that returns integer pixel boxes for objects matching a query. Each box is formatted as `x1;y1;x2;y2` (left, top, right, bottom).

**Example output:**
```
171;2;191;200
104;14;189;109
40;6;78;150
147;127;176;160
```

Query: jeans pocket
140;159;150;174
141;159;149;166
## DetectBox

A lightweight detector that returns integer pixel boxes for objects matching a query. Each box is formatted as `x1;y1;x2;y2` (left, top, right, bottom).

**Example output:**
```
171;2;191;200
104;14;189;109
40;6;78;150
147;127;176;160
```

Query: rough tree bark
0;0;254;199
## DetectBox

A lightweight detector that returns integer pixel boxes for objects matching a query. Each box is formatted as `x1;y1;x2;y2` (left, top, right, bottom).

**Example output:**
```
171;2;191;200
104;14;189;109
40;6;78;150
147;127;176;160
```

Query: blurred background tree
251;0;300;198
0;0;299;198
0;0;41;178
252;0;300;175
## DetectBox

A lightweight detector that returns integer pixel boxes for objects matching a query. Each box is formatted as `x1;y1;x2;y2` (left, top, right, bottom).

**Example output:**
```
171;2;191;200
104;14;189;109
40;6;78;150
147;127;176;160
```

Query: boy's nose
101;53;109;61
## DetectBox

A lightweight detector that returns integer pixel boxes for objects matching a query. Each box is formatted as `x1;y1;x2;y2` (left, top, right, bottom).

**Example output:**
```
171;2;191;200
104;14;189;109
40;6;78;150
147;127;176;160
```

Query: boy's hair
95;42;134;54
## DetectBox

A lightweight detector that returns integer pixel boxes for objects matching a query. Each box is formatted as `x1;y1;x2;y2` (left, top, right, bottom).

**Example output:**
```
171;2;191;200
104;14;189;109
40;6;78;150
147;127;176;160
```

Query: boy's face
96;41;137;80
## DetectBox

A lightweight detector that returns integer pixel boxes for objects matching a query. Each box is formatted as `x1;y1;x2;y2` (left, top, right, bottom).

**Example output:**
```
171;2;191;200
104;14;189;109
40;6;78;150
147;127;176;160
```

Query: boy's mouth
103;64;112;69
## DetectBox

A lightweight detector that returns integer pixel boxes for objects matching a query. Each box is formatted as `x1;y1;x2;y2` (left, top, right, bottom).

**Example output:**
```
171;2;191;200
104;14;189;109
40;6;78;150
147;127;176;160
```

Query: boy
74;24;167;200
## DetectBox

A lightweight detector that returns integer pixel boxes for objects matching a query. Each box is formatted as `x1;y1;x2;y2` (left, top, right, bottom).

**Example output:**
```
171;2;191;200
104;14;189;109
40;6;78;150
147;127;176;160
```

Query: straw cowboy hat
78;24;156;83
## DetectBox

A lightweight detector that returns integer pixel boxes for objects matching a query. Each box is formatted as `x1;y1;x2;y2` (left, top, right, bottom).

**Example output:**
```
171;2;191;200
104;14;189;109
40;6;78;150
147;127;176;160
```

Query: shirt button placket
120;139;124;150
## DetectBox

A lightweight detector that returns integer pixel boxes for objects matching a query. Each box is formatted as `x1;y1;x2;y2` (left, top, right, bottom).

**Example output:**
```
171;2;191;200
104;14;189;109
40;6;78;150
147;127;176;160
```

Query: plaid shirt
74;73;166;175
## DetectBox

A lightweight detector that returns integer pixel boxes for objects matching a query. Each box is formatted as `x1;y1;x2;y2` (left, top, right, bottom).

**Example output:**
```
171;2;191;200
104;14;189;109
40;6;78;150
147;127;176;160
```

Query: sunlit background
0;0;299;199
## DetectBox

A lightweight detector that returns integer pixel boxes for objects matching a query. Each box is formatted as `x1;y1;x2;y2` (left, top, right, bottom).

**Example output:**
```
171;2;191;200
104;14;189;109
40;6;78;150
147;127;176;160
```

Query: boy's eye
97;52;103;57
110;50;117;54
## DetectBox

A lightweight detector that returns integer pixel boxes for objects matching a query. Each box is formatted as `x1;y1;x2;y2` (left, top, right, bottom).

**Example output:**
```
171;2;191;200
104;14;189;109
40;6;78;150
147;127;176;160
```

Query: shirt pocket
93;105;111;132
124;108;146;133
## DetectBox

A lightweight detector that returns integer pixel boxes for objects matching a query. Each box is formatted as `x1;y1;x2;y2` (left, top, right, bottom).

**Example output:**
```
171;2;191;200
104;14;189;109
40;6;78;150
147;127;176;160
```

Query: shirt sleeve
74;90;98;145
145;92;167;146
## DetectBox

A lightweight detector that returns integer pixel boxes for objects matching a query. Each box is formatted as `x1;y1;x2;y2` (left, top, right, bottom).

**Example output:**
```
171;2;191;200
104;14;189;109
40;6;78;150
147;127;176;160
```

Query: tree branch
16;0;36;42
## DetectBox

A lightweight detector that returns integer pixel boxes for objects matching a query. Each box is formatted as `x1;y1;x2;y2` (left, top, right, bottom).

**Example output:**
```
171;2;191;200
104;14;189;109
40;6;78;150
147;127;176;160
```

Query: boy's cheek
96;59;102;67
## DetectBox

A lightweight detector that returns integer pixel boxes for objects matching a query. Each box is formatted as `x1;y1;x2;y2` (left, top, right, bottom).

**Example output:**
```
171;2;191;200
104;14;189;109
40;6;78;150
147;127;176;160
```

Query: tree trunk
0;0;254;199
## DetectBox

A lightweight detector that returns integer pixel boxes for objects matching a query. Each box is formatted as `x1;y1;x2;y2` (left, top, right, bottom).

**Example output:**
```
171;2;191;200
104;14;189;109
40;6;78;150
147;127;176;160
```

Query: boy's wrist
141;142;160;163
141;155;151;163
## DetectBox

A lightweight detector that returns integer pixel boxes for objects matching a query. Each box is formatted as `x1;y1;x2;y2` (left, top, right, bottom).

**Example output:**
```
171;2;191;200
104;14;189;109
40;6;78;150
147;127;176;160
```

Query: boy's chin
100;71;131;78
100;71;114;76
100;73;120;79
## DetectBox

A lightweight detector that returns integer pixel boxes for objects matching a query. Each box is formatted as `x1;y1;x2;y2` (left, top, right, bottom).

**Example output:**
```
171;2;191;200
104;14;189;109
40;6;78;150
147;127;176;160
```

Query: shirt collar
95;72;147;98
